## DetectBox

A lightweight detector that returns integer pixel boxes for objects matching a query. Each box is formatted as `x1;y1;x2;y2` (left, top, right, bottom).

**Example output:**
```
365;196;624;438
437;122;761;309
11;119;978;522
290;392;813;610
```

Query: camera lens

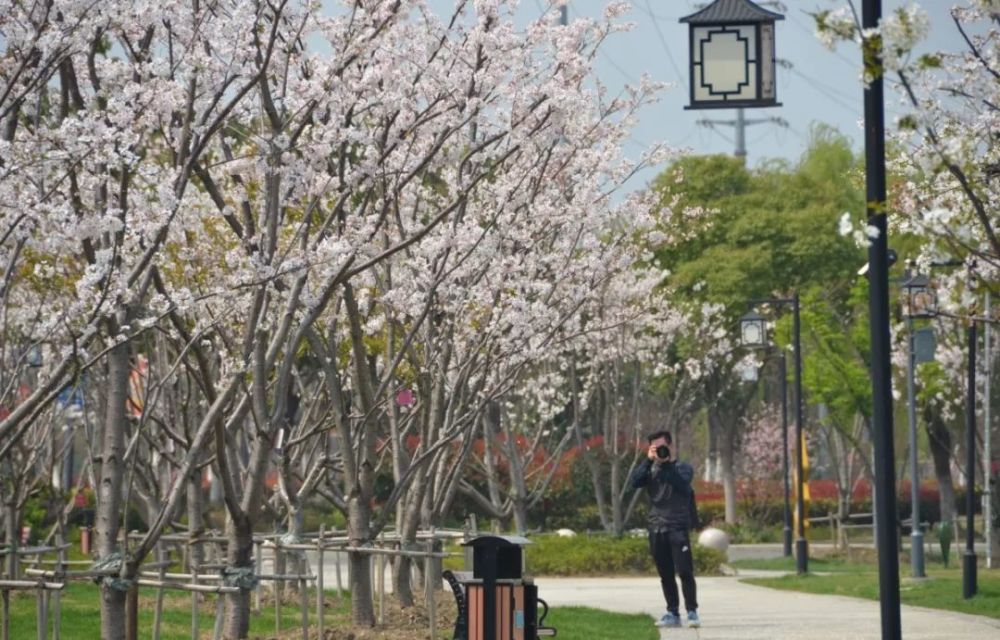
656;445;670;459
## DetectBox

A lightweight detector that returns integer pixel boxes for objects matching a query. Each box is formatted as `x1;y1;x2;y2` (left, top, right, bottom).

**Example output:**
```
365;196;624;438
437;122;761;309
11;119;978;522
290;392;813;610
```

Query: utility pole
696;109;787;162
559;3;567;26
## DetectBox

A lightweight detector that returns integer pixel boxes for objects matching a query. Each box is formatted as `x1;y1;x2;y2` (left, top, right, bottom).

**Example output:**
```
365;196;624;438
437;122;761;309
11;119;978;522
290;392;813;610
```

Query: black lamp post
680;0;783;110
741;296;806;572
902;271;934;579
964;313;979;599
860;0;902;637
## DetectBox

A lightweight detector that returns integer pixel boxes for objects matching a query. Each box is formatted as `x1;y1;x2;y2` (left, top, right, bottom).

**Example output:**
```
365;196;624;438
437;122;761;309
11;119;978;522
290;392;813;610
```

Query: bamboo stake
425;539;436;640
274;539;282;638
254;540;262;614
152;541;165;640
2;588;9;640
36;588;47;640
190;549;199;640
52;533;64;640
316;524;324;639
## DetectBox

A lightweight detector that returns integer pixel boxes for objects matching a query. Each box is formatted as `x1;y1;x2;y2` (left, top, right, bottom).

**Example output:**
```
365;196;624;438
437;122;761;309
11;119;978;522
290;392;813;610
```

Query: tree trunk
284;507;305;595
97;340;130;640
4;503;18;578
924;404;957;527
187;471;205;564
393;471;428;608
705;415;719;483
222;517;254;639
348;497;375;626
714;409;738;524
610;458;624;537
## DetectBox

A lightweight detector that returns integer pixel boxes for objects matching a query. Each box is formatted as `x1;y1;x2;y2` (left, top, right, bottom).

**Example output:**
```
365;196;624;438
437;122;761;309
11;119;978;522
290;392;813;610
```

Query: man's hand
648;444;672;462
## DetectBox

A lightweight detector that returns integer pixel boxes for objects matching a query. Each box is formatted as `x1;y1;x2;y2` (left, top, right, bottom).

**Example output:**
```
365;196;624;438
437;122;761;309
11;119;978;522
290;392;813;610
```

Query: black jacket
629;458;696;532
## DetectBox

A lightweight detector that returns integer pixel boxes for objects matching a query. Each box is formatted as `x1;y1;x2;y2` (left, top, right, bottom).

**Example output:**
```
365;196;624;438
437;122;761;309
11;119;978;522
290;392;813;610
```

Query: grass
730;555;873;573
3;582;337;639
546;606;658;640
742;563;1000;620
4;582;656;640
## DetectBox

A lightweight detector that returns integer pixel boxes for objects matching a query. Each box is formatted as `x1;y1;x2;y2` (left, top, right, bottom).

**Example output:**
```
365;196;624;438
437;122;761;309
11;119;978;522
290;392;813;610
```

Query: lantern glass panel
741;318;765;347
692;25;758;104
909;288;936;317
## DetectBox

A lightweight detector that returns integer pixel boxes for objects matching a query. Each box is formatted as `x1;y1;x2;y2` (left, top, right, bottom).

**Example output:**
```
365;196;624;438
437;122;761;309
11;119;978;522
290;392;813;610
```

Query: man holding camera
629;430;700;629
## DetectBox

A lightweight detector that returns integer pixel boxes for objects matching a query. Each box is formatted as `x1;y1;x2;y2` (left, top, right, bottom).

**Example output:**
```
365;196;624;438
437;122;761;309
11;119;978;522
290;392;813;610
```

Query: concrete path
533;575;1000;640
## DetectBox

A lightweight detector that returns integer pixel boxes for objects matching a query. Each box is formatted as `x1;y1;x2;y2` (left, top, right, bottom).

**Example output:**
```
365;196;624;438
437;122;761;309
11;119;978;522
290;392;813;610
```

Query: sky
426;0;967;192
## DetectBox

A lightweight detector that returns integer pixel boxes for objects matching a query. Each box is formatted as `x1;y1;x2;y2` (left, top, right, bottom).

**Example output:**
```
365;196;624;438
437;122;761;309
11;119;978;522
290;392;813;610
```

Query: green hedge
523;534;724;576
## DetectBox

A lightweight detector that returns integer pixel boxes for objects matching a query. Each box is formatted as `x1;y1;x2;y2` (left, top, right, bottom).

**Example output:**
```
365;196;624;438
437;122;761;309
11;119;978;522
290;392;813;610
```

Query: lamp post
741;296;806;572
902;272;934;579
964;313;979;599
859;0;901;637
778;351;792;557
916;259;978;597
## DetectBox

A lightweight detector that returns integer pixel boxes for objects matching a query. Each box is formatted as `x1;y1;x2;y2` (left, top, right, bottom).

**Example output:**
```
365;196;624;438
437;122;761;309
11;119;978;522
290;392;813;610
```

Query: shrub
523;534;724;576
714;522;779;544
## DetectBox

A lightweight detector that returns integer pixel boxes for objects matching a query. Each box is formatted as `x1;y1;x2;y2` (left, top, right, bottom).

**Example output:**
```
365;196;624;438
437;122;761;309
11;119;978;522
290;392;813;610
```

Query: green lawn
4;583;655;640
742;565;1000;620
4;582;328;639
546;606;658;640
731;555;873;573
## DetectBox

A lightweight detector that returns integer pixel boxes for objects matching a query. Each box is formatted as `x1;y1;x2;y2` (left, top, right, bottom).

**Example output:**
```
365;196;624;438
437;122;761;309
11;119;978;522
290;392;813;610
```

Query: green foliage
714;522;779;544
653;126;865;316
546;606;659;640
523;534;724;576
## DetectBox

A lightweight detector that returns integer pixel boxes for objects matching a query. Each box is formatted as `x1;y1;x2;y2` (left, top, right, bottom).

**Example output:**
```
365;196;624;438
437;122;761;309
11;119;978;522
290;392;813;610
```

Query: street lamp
742;296;806;571
912;259;979;599
901;271;936;579
679;0;784;110
739;311;767;348
739;311;791;556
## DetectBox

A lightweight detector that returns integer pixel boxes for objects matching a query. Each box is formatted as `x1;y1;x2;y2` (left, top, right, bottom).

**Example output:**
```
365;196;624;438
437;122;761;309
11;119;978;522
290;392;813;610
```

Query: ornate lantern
740;310;768;348
680;0;784;110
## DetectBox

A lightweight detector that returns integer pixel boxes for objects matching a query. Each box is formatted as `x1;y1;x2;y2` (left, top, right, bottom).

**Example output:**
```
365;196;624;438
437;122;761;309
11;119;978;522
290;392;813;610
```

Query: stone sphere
555;528;576;538
697;527;729;552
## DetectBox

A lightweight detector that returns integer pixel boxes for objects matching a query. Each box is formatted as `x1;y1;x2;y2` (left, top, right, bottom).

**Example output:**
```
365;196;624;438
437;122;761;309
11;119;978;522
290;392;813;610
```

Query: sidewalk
533;575;1000;639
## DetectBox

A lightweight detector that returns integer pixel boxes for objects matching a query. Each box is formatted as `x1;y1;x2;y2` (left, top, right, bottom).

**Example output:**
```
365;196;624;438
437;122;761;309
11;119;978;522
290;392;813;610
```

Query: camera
655;445;671;460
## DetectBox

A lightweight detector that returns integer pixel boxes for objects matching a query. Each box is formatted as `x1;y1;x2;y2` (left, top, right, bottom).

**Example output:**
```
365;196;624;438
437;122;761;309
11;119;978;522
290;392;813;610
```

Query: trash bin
451;535;555;640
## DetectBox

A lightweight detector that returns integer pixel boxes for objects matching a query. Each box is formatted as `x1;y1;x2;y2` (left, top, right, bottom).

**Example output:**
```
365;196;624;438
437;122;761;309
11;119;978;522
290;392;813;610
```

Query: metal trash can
444;535;555;640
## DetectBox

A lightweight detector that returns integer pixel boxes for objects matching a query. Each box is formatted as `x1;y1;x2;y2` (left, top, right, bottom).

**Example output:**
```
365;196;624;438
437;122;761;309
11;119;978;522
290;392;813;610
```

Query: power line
638;0;686;86
775;57;859;115
786;11;858;70
598;50;641;84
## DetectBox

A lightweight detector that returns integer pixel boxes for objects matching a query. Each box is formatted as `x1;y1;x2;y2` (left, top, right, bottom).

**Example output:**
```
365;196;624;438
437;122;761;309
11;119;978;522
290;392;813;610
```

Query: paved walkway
533;575;1000;639
295;545;998;638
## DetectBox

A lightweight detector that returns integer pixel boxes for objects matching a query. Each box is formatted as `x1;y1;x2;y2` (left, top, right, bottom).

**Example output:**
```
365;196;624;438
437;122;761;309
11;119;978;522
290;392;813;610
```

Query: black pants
649;529;697;614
